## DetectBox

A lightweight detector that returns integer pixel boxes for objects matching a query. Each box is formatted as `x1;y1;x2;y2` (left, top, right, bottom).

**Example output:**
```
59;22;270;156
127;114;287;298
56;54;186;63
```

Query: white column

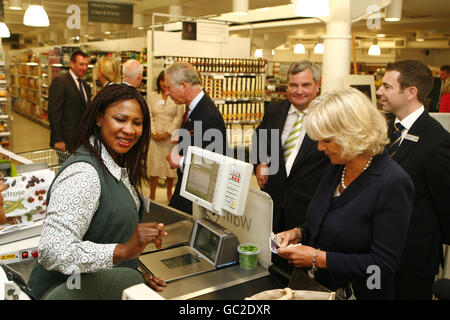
321;0;352;93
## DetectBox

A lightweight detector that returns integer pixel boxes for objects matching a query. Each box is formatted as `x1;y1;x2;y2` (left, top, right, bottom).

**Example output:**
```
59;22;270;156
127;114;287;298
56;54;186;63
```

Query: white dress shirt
69;69;88;103
394;105;424;146
38;138;140;275
282;105;308;176
180;89;205;171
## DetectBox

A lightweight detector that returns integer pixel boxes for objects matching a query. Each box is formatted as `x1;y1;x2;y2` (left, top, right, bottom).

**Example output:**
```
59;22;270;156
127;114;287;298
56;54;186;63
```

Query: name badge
157;99;165;106
404;133;419;142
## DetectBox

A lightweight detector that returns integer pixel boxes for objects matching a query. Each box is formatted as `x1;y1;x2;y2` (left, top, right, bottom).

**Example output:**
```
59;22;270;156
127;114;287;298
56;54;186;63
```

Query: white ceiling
1;0;449;48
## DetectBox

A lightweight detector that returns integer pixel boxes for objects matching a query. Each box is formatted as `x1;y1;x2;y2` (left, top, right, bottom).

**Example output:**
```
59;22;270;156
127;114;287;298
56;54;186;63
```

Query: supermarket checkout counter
1;146;328;300
126;146;291;300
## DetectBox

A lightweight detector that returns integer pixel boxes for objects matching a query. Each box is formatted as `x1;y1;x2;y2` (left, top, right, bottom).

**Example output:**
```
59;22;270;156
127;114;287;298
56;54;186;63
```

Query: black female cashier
28;84;167;300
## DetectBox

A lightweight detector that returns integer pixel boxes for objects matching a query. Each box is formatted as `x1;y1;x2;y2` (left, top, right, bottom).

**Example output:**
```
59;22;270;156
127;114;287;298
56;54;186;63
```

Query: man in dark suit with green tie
377;60;450;299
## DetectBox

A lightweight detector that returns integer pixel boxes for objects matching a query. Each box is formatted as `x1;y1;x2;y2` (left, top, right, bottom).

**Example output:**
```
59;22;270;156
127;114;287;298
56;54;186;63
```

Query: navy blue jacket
304;151;413;299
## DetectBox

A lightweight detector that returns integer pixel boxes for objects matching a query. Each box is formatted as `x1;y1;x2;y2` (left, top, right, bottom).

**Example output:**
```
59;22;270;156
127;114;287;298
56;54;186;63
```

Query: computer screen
184;153;219;204
193;222;220;263
180;146;253;216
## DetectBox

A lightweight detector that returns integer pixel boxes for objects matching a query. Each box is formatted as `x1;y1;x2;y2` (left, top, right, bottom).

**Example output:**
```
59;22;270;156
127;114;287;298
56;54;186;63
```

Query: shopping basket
16;148;70;173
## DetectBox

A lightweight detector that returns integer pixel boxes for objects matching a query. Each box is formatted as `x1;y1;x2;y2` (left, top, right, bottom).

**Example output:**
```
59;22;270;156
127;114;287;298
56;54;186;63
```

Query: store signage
181;21;229;43
67;5;81;30
182;21;197;40
197;22;228;43
88;1;133;24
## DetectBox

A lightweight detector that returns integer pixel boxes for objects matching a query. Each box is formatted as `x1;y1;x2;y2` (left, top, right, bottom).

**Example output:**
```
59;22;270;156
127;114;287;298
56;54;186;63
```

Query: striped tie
388;122;405;157
283;111;305;163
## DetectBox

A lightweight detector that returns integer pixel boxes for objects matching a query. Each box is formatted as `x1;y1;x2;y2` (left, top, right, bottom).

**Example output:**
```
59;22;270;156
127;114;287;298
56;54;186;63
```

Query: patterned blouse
38;141;141;275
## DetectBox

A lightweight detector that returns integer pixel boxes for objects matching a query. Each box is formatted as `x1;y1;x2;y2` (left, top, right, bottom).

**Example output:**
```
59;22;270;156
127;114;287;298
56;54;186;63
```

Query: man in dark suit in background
48;50;91;152
377;60;450;300
165;61;226;214
253;60;329;274
428;65;450;112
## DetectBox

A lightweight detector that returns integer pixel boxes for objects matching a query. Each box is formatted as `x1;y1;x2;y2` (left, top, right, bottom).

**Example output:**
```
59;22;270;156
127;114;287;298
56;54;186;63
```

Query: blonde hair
97;56;121;83
304;88;389;160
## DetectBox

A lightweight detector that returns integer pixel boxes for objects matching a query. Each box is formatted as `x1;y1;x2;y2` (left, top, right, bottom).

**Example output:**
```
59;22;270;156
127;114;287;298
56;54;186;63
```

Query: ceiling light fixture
295;0;330;17
385;0;402;22
233;0;248;15
294;43;306;54
416;31;425;42
8;0;23;10
23;1;50;27
368;39;381;56
254;49;263;58
0;23;11;38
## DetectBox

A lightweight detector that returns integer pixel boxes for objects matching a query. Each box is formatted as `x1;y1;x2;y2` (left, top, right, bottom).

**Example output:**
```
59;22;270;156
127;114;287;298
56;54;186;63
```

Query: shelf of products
0;59;11;149
154;55;267;148
9;46;151;128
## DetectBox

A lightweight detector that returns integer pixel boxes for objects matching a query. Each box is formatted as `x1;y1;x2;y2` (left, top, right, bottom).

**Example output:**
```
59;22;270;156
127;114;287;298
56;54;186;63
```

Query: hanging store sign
182;21;197;40
88;1;133;24
196;22;228;43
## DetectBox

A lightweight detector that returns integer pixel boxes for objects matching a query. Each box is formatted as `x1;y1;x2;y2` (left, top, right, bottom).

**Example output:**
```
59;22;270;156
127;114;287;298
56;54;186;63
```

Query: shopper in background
428;65;450;112
122;59;144;88
96;56;121;87
165;61;227;215
438;73;450;112
148;70;184;202
377;60;450;300
276;88;413;300
253;60;329;276
28;84;167;299
48;50;91;152
0;173;7;225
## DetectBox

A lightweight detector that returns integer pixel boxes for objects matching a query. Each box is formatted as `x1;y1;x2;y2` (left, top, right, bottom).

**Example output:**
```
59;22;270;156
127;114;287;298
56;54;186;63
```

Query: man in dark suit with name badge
165;62;226;215
48;50;91;152
253;61;329;274
377;60;450;300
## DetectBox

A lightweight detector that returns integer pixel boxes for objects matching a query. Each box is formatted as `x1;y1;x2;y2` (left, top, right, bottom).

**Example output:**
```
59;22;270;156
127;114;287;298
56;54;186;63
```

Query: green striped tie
283;111;305;163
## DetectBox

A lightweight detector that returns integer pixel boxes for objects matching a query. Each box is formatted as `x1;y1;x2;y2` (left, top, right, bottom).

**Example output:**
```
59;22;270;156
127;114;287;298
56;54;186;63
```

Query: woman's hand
152;133;161;141
113;222;167;264
159;132;171;141
277;227;302;248
277;245;327;269
141;272;167;292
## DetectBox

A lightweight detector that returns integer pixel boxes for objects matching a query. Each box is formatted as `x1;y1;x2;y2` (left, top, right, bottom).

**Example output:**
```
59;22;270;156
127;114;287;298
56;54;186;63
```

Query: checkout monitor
180;146;253;216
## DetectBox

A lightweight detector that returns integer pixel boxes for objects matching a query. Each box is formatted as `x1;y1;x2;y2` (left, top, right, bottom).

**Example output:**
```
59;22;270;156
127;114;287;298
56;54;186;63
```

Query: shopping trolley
16;148;70;173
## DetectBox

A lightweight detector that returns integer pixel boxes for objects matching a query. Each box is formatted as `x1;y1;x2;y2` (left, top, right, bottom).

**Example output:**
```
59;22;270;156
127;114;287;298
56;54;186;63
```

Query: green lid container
237;243;260;270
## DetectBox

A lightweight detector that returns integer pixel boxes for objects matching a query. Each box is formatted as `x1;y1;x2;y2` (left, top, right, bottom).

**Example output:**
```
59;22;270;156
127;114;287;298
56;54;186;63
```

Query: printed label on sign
1;254;17;260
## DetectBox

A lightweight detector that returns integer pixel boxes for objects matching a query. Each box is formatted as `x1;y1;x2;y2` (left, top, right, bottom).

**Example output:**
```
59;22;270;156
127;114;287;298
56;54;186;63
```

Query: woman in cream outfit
148;70;185;201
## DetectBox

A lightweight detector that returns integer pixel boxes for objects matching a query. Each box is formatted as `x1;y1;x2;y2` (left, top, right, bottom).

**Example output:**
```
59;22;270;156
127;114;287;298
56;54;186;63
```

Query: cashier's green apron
28;145;144;299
